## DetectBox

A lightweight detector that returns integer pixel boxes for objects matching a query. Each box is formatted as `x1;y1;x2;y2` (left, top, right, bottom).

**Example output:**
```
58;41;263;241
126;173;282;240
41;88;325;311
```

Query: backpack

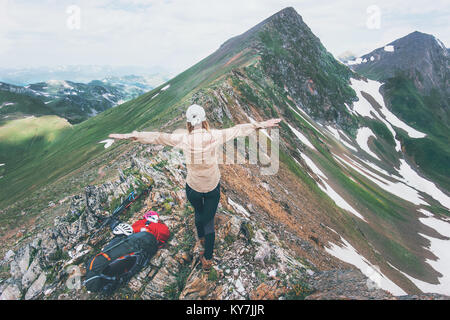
84;231;158;295
132;219;170;248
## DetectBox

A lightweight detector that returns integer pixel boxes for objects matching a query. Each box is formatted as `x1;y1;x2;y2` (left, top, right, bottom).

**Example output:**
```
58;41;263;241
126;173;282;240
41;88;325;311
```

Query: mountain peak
391;30;436;46
409;30;433;37
218;6;304;50
259;6;305;28
271;6;298;17
352;30;449;99
212;6;310;71
384;30;448;55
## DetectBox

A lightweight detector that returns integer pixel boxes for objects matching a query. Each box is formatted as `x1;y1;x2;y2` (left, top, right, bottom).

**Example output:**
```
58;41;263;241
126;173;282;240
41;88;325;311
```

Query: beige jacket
133;122;265;192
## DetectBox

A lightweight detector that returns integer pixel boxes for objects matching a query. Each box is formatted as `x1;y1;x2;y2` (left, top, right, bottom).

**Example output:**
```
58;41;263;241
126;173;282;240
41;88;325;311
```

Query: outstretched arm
214;118;281;144
109;130;184;147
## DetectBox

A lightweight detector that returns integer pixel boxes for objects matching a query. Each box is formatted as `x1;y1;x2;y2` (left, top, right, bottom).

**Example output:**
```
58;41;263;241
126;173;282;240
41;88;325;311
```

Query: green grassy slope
0;91;54;124
382;75;450;191
0;31;262;208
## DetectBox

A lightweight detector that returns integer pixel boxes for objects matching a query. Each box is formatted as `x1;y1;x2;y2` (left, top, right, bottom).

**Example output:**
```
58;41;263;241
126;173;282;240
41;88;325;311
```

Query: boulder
22;257;42;289
25;273;46;300
0;283;21;300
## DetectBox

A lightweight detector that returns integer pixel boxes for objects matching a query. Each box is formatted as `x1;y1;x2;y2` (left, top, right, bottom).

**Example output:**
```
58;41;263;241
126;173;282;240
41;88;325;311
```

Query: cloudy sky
0;0;448;74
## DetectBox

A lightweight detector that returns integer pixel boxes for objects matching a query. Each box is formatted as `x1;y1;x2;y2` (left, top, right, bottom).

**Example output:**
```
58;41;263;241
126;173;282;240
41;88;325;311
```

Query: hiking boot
194;238;205;256
200;255;213;271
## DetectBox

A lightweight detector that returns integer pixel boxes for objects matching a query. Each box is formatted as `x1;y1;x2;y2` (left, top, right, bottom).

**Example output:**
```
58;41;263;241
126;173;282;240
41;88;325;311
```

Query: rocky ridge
1;144;447;300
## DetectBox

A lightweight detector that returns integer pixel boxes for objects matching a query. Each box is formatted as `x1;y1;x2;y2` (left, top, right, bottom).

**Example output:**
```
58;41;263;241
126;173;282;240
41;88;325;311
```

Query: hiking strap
89;252;112;271
83;274;116;286
85;250;148;282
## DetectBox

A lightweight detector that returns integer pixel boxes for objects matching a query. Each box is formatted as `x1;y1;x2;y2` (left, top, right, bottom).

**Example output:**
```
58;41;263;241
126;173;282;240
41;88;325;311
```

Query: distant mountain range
0;75;168;124
0;65;173;87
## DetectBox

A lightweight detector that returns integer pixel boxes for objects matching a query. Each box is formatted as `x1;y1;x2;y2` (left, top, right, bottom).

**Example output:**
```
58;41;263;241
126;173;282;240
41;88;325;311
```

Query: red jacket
132;218;170;247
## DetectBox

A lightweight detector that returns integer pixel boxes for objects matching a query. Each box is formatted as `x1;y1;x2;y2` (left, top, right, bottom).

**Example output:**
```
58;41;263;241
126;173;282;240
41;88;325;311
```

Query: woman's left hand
262;118;282;128
108;133;137;140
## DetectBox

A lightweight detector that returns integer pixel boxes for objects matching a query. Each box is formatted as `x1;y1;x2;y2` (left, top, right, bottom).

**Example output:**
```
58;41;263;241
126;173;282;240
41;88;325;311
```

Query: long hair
187;120;210;134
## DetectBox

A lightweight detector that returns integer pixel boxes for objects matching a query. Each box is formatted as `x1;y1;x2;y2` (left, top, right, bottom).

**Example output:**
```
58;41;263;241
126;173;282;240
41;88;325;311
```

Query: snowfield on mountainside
356;127;380;160
299;152;366;222
287;123;316;150
325;236;406;296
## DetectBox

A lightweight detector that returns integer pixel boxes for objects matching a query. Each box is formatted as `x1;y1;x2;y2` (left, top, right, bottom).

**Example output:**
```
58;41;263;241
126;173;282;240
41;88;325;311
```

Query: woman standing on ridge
109;104;281;271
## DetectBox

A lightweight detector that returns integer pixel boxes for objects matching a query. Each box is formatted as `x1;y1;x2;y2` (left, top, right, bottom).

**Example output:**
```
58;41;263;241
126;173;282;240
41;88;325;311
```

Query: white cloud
0;0;448;72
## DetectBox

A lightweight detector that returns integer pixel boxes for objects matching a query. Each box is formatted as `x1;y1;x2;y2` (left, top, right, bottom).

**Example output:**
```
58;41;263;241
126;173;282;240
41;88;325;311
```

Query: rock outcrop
1;146;448;300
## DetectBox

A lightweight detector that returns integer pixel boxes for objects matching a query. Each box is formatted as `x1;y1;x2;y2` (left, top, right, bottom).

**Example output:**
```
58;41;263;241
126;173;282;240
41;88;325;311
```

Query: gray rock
39;231;59;262
142;268;177;300
0;283;21;300
9;259;22;279
25;273;46;300
3;250;15;263
22;257;42;289
17;245;31;275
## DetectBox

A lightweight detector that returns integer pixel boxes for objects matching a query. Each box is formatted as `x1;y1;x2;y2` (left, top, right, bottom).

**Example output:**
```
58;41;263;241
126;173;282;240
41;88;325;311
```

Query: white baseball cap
186;104;206;126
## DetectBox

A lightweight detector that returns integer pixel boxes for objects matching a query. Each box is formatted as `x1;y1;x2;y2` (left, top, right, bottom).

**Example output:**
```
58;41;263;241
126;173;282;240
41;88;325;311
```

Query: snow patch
338;129;351;141
102;93;115;103
390;218;450;296
287;123;315;150
325;125;358;152
356;127;380;160
318;180;367;221
285;102;324;137
420;216;450;238
326;125;340;140
418;209;433;217
349;78;426;140
300;152;366;221
391;260;450;296
325;237;406;295
46;80;74;90
344;103;355;115
359;158;401;179
339;139;358;153
161;84;170;91
334;154;428;207
300;152;327;180
0;102;15;108
397;160;450;210
418;232;450;294
435;37;446;51
347;57;363;65
384;45;395;52
99;139;114;149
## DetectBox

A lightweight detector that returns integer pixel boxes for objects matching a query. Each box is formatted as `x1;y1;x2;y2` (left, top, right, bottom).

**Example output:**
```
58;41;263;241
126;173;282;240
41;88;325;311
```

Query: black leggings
185;182;221;260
